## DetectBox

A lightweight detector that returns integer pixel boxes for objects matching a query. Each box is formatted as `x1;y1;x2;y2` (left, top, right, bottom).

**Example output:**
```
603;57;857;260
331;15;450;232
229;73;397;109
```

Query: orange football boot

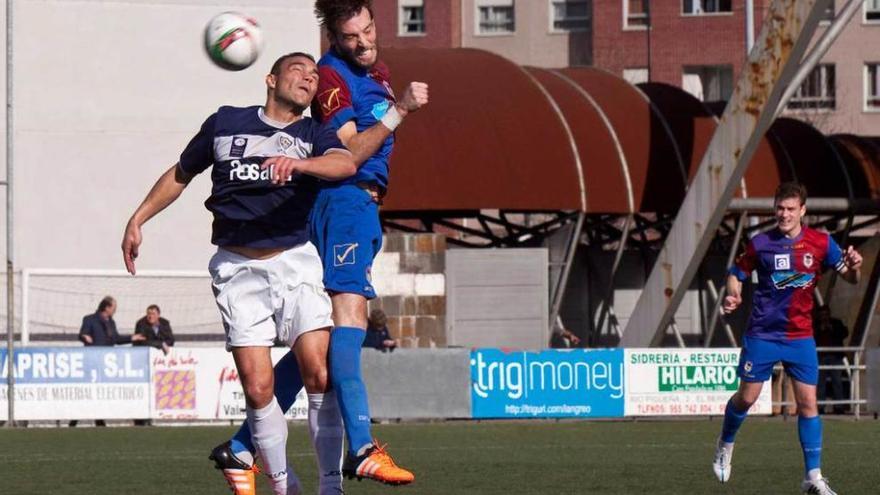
209;441;259;495
342;441;415;486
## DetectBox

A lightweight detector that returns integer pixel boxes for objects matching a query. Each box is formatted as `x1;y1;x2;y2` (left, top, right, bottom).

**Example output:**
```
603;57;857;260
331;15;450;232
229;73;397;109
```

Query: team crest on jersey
773;254;790;271
318;87;342;114
230;137;248;158
803;252;814;268
278;135;293;151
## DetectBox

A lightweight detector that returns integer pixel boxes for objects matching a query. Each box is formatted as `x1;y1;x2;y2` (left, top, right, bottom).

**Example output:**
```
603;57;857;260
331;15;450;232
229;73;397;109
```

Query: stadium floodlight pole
5;0;14;427
620;0;833;348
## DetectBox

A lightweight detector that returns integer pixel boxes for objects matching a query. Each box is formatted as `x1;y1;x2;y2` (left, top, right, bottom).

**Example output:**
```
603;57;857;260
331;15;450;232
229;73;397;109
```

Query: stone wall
369;233;447;348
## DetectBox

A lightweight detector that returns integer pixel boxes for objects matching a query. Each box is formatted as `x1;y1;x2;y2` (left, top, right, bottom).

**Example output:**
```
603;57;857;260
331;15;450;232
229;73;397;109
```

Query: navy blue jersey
179;105;348;249
312;48;395;189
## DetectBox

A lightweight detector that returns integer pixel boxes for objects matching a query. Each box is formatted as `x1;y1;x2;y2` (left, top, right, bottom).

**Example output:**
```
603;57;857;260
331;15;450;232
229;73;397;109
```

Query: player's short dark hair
314;0;374;35
147;304;161;314
97;296;115;313
774;181;807;206
269;52;316;76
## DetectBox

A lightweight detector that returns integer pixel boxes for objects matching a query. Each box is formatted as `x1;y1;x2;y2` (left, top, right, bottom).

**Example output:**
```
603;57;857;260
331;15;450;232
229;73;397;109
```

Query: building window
867;63;880;110
866;0;880;23
682;0;732;15
399;0;425;36
787;64;836;110
551;1;590;32
625;0;649;29
478;1;516;34
682;65;733;102
623;67;649;84
822;1;835;22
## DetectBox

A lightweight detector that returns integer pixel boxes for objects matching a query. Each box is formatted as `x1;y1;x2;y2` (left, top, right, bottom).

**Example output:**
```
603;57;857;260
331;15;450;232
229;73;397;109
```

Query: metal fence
775;347;868;420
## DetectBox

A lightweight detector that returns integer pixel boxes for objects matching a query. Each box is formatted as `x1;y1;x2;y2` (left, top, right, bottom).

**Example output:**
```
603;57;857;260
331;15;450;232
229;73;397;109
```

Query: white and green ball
204;12;264;71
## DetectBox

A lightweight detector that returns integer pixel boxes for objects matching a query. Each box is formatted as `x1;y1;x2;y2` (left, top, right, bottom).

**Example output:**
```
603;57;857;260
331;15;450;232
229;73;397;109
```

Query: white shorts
208;242;333;350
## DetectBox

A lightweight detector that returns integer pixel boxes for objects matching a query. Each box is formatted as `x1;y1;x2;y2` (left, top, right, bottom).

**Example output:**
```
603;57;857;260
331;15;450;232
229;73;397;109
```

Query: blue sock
230;351;303;457
329;326;372;455
798;415;823;476
720;399;749;443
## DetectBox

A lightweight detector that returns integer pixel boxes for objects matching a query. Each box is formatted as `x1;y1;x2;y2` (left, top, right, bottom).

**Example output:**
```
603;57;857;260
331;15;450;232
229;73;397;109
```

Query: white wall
1;0;320;271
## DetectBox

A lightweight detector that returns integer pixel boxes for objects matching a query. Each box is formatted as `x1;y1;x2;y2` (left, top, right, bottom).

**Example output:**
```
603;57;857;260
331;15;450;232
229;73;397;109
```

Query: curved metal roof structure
379;48;880;214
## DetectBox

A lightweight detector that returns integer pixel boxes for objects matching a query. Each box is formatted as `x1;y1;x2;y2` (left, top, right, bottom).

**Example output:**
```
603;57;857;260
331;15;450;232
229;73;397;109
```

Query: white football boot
801;477;838;495
712;437;734;483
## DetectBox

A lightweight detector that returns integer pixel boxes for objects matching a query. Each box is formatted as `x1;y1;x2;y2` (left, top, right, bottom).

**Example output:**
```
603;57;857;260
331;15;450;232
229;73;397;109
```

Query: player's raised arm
838;245;863;284
122;164;194;275
336;81;428;166
263;150;356;184
314;65;427;167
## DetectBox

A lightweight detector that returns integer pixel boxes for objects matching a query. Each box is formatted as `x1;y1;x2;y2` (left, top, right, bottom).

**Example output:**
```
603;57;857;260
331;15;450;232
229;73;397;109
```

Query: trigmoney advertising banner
624;349;772;416
470;348;625;418
0;347;150;420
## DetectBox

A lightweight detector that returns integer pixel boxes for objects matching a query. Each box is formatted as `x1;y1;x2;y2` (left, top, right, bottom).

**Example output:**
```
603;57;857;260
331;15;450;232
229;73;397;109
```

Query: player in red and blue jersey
712;182;862;495
216;1;427;489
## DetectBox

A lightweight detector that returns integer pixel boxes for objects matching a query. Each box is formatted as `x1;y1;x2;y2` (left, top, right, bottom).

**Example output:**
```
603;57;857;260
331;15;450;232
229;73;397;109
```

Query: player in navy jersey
712;182;862;495
216;1;427;488
121;52;355;495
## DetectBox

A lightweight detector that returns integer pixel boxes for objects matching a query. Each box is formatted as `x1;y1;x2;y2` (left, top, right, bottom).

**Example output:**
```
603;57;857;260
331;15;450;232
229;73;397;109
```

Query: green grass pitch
3;418;878;494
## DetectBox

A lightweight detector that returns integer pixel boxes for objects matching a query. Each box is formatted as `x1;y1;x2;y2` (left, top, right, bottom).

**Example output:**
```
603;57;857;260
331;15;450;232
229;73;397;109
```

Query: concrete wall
1;0;320;272
461;0;591;67
363;348;471;419
446;248;548;349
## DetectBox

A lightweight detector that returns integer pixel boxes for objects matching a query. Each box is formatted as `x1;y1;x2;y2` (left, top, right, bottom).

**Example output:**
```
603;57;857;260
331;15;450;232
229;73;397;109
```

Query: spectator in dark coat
79;296;144;347
73;296;144;427
134;304;175;355
363;309;397;352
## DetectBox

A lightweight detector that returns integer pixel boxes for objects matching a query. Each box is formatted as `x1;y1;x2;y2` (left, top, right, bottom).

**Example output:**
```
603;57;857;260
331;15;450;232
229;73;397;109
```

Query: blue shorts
310;184;382;299
737;334;818;385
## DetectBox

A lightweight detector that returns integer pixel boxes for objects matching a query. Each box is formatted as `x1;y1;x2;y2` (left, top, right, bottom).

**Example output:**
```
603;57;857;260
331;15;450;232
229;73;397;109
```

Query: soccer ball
204;12;264;71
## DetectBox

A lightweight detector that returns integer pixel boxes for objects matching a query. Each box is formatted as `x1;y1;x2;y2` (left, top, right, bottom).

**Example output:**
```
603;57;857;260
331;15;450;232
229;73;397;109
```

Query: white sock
308;392;344;495
247;397;288;495
807;468;823;481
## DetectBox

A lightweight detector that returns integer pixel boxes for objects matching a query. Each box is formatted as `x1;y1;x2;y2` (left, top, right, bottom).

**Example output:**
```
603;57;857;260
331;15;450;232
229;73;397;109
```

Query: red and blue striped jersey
311;48;396;189
729;227;844;340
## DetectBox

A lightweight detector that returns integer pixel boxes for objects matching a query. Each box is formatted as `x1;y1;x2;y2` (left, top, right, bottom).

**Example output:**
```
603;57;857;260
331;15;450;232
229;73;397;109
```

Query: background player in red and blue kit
217;0;427;489
712;182;862;495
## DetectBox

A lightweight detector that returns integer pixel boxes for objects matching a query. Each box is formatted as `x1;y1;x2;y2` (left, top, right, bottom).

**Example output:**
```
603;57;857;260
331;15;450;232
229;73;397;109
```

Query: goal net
22;269;223;344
